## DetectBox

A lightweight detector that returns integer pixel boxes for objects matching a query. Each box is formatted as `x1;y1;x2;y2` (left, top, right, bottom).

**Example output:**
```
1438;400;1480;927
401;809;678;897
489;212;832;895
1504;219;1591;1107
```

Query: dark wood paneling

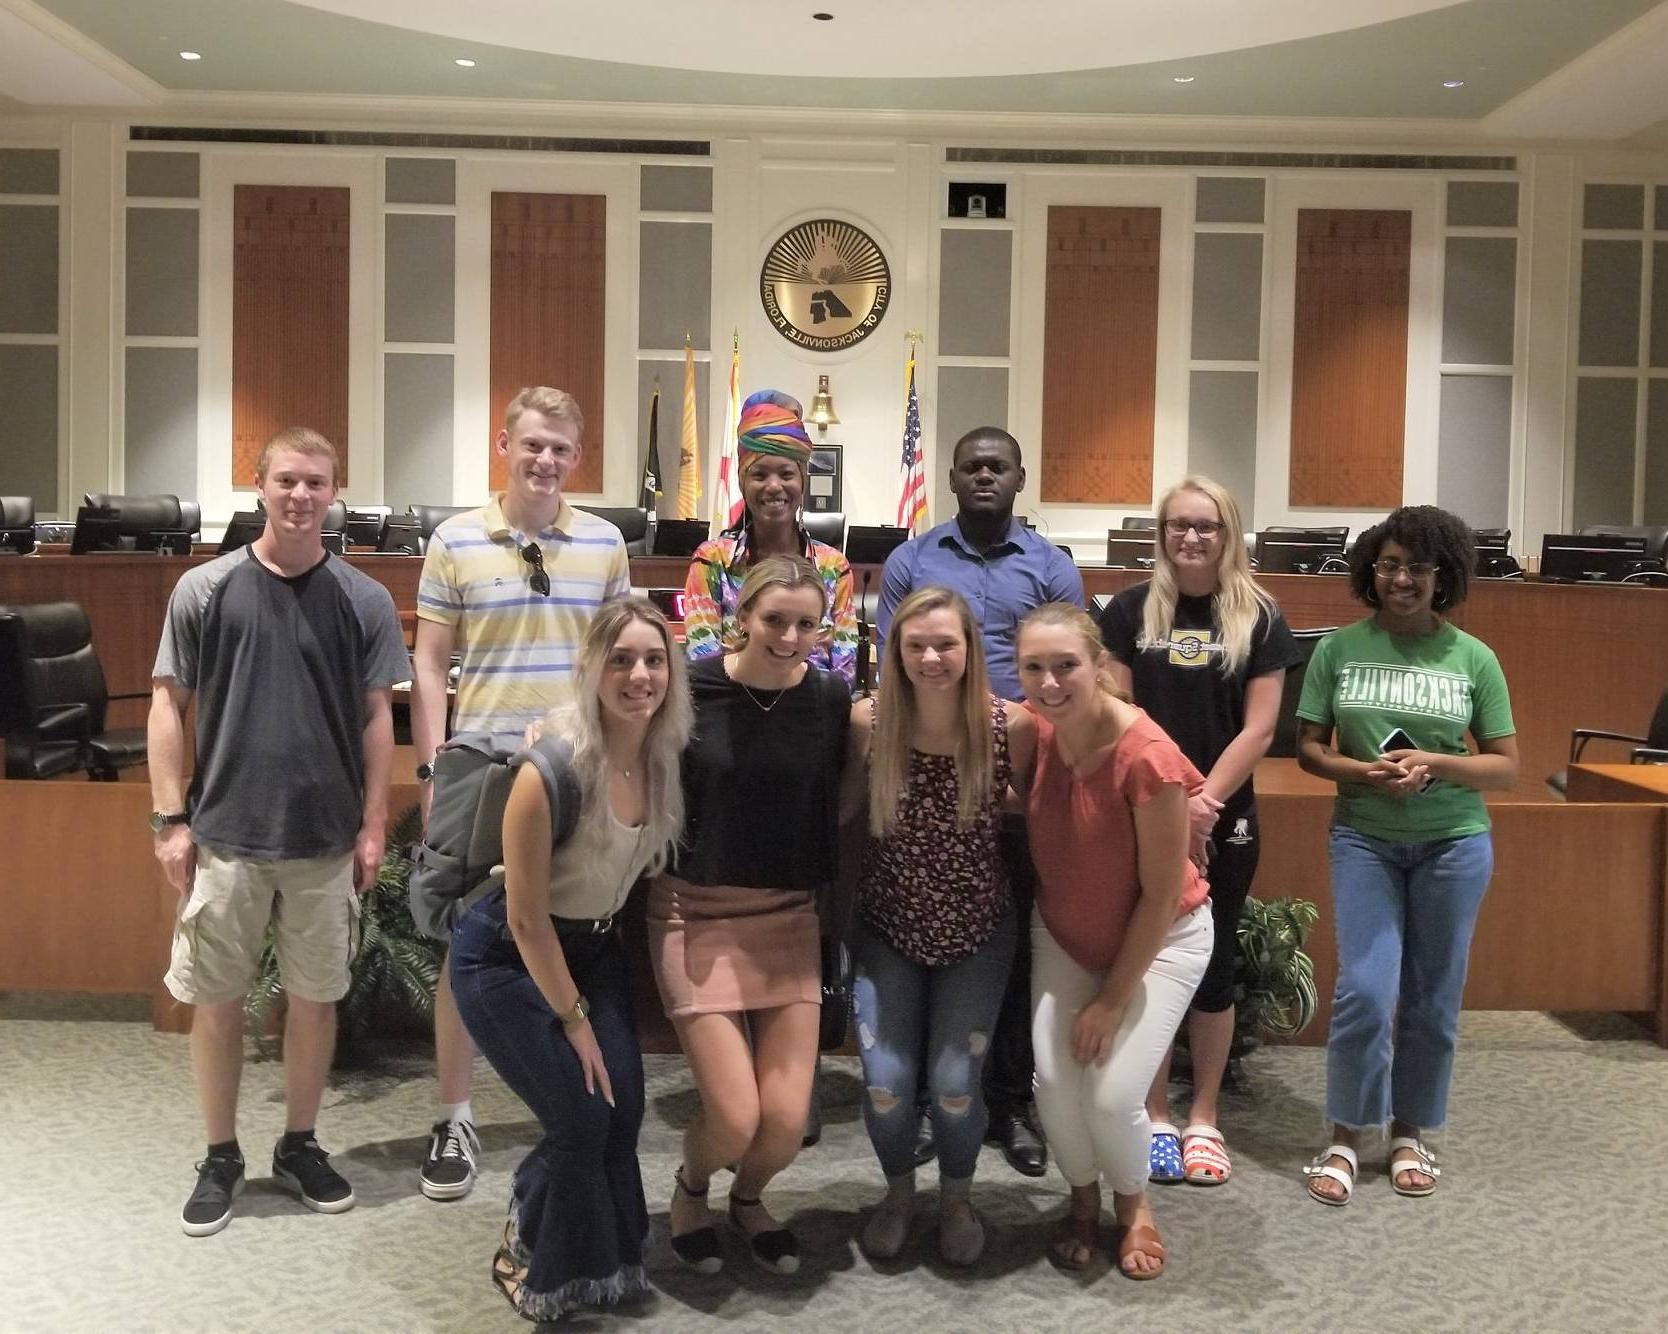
489;192;606;494
1290;208;1410;508
1041;205;1160;504
232;185;351;485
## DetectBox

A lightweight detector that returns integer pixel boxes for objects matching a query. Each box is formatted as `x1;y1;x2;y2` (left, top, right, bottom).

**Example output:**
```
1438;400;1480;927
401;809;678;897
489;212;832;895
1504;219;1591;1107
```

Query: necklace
737;681;786;714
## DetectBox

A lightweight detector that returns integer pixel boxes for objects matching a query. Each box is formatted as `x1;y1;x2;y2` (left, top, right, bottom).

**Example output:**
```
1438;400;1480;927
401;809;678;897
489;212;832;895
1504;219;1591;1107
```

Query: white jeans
1030;903;1213;1196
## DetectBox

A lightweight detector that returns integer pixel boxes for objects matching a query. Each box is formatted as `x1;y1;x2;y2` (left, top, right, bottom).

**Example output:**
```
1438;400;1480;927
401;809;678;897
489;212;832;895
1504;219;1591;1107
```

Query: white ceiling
288;0;1462;79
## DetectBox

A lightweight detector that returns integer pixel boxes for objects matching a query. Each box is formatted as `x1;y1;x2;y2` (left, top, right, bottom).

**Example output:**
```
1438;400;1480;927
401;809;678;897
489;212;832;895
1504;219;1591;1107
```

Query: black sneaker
181;1151;245;1237
271;1135;356;1214
419;1118;482;1201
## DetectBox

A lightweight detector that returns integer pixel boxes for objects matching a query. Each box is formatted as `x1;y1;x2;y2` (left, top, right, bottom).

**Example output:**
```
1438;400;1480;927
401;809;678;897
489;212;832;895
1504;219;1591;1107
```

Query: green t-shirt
1296;617;1515;843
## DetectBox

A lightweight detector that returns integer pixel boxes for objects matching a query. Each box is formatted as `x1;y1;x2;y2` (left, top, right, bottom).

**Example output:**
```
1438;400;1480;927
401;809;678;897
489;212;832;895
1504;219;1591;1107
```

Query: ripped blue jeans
851;905;1017;1181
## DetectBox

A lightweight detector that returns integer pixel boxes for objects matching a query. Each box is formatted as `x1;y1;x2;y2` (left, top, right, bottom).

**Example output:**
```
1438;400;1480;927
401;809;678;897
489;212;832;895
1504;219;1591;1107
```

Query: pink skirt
646;873;821;1017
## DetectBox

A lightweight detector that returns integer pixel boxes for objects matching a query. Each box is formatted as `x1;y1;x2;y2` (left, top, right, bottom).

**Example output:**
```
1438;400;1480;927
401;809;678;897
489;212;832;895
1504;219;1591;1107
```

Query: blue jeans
852;906;1017;1181
1325;825;1494;1131
450;891;649;1321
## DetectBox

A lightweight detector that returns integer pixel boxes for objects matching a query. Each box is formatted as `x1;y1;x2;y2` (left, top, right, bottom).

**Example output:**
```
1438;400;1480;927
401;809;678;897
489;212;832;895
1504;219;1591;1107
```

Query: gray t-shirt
154;548;410;859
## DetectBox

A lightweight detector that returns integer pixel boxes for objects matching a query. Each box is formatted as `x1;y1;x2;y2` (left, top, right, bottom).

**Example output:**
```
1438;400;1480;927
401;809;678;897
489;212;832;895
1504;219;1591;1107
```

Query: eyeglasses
1163;518;1225;538
1373;558;1435;581
519;542;550;597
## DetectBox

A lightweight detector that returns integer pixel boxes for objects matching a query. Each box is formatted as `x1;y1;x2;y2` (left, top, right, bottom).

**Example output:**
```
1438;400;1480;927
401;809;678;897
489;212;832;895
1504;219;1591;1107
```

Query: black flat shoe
670;1169;723;1275
729;1194;800;1275
988;1110;1048;1178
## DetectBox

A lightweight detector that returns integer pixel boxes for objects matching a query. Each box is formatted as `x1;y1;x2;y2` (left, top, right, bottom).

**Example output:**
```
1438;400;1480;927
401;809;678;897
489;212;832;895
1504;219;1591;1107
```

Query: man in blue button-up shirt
875;425;1084;1179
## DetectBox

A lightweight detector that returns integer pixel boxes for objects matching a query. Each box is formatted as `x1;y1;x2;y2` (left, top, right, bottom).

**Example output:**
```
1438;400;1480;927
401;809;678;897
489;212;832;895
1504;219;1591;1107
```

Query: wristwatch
415;761;434;783
558;995;590;1028
149;810;189;834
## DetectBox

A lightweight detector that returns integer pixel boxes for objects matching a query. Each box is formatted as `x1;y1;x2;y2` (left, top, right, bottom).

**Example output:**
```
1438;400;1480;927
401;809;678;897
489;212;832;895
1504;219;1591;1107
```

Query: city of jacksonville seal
760;218;890;351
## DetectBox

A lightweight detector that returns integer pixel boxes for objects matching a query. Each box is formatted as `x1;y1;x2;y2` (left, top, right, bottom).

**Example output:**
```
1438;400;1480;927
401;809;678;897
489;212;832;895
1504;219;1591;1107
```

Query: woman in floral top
842;586;1036;1266
681;389;857;688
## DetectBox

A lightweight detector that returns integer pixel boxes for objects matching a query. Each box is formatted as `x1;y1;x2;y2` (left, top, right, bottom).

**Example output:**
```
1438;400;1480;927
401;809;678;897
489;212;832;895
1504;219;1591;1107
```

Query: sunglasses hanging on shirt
520;542;550;597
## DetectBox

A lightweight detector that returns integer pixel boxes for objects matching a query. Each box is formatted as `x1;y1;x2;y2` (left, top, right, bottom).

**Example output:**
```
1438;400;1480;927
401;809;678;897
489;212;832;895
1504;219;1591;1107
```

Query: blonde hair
255;426;338;485
1017;602;1130;703
1141;475;1273;676
504;386;584;439
734;553;827;628
541;597;691;876
869;587;995;836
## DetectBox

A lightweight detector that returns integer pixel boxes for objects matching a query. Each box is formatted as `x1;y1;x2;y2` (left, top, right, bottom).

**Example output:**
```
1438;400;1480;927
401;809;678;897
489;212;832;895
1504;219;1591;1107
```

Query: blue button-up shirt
877;517;1085;700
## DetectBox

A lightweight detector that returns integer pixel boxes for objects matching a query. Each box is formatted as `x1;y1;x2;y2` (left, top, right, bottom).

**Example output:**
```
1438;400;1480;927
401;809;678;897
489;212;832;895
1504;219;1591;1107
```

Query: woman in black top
1099;476;1301;1188
647;555;849;1275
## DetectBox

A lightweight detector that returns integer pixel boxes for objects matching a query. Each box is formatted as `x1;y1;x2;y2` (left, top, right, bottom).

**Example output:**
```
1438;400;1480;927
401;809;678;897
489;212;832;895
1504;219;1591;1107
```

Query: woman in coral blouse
1014;603;1213;1280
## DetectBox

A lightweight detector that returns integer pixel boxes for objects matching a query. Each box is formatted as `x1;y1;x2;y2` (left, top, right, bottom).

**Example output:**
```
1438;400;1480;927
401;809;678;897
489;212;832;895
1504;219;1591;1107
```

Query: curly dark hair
1348;505;1476;612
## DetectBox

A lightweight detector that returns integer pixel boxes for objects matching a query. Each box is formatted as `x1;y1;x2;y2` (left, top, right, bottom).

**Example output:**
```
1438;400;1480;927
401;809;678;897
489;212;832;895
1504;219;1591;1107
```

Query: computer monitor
134;529;192;555
651;518;708;558
1105;533;1156;570
845;525;911;567
344;508;389;547
1253;530;1348;575
378;518;423;555
217;511;267;554
321;531;347;556
1538;533;1655;583
0;527;34;554
644;588;687;622
70;505;125;554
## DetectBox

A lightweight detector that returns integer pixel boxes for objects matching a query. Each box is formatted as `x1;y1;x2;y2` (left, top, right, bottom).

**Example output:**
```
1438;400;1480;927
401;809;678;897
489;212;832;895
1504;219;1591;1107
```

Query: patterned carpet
6;995;1667;1333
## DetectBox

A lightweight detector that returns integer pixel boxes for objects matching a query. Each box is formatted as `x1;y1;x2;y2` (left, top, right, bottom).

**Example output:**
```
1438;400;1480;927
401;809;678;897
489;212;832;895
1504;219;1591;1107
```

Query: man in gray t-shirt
150;427;409;1238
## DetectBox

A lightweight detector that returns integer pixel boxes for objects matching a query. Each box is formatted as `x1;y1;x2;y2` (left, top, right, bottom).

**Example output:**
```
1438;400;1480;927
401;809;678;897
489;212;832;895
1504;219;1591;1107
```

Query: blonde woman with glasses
844;587;1037;1266
1097;477;1301;1188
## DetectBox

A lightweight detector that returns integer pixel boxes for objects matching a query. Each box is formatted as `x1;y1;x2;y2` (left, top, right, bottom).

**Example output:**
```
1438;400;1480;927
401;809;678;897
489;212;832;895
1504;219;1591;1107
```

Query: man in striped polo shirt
409;385;631;1200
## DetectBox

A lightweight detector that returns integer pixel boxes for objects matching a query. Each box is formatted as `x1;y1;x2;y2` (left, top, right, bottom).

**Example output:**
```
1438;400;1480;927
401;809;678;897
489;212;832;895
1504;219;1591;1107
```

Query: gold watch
558;995;590;1028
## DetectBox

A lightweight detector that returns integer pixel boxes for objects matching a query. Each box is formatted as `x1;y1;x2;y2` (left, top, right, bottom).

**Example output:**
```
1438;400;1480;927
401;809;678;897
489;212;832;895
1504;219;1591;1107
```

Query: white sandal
1302;1144;1358;1206
1387;1137;1441;1197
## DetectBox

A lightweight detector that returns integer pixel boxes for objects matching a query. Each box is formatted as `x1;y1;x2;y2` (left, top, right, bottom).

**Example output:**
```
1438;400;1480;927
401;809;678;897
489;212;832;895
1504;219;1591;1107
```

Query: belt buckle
592;914;613;934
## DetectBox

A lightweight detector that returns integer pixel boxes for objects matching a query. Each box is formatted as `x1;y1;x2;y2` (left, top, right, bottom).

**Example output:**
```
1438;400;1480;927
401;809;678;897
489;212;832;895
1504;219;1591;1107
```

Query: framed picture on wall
807;444;842;513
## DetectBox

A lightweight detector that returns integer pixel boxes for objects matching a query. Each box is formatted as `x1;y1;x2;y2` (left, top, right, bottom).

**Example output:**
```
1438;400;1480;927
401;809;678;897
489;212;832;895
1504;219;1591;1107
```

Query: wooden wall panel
489;192;606;494
1041;206;1160;504
231;185;351;485
1289;208;1410;508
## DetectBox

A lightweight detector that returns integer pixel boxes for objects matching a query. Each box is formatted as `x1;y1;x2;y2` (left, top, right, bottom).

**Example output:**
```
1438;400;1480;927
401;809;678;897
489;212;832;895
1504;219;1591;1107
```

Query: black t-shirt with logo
1099;582;1302;818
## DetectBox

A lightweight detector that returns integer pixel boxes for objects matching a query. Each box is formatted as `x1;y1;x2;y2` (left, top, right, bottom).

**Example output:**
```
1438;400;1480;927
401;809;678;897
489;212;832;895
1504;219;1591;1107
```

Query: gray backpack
408;731;582;940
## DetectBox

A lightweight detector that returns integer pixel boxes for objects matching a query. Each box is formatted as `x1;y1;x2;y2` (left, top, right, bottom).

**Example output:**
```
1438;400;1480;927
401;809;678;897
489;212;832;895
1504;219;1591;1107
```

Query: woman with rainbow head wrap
681;389;857;687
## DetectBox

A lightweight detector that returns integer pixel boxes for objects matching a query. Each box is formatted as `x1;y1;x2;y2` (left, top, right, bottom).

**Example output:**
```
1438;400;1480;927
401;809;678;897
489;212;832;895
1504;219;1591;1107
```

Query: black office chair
0;602;149;780
178;500;202;538
80;493;188;548
409;504;471;554
1120;516;1157;531
574;506;650;556
1547;688;1668;797
1266;627;1338;760
1;496;34;527
802;510;847;552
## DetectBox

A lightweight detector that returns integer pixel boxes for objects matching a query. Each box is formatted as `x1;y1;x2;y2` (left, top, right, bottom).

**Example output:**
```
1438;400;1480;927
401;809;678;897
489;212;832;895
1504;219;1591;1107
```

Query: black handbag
818;933;852;1052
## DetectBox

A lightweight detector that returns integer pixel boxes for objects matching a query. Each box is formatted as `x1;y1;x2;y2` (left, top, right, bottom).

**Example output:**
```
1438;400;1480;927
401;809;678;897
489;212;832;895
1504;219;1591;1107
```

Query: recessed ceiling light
1172;75;1195;84
179;50;201;61
1442;78;1465;88
812;12;834;19
454;58;476;67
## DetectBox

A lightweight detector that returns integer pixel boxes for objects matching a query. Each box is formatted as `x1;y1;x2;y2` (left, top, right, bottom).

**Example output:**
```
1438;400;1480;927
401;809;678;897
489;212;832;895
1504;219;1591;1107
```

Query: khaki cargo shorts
164;845;361;1006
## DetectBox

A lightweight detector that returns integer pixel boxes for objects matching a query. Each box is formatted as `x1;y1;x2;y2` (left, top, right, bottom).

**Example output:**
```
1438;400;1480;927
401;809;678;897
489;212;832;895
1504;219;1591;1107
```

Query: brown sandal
1113;1222;1167;1280
1048;1211;1100;1271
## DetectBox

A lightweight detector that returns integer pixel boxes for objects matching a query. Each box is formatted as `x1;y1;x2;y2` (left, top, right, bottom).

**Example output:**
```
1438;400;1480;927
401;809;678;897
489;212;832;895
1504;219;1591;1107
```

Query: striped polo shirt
416;496;631;742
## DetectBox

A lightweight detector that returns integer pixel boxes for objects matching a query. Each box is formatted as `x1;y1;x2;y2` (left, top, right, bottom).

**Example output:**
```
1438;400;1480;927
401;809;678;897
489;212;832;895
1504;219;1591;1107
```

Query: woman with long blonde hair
844;586;1036;1265
1016;602;1214;1278
1097;476;1301;1189
449;597;692;1321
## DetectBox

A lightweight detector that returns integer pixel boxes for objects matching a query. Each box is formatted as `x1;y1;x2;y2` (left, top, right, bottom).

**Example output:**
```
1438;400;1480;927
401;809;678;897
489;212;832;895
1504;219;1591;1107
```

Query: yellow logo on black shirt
1167;629;1217;668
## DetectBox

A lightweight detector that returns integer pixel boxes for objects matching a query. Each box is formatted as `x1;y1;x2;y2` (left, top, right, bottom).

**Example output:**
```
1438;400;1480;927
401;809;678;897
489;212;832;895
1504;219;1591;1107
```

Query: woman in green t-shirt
1294;506;1518;1206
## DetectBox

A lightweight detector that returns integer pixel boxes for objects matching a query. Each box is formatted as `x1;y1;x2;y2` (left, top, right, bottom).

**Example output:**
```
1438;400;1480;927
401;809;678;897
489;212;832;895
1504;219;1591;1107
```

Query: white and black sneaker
271;1135;356;1214
419;1118;481;1201
181;1151;245;1237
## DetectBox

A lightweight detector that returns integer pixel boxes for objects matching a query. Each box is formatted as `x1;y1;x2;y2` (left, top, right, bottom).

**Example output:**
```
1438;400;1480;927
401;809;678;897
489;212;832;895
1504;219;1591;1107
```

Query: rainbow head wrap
736;390;813;475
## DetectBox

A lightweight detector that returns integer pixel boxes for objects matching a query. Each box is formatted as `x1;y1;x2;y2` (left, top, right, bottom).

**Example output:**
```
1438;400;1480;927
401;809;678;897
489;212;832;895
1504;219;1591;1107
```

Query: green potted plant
1233;895;1320;1051
245;804;444;1060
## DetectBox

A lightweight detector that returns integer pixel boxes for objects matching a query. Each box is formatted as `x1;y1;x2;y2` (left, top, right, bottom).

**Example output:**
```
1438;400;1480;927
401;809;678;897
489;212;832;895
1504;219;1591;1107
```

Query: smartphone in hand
1379;727;1434;791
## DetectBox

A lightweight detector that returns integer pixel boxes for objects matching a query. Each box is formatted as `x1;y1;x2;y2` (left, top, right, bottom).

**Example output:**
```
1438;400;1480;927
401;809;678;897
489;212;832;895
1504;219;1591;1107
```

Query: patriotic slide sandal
1387;1137;1441;1197
1148;1122;1184;1184
1303;1144;1358;1206
1181;1124;1231;1185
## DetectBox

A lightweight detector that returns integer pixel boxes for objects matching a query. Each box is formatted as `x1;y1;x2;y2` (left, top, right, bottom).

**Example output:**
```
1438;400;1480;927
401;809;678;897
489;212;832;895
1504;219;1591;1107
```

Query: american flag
896;350;928;534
